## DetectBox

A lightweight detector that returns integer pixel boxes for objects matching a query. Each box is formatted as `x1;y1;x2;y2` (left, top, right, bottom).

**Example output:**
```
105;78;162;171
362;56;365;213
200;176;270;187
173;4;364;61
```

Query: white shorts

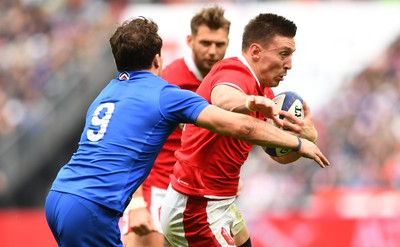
160;185;246;247
120;186;167;235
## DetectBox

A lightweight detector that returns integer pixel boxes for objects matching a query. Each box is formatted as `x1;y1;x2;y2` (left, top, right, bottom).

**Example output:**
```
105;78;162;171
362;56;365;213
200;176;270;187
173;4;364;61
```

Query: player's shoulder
162;57;201;88
208;57;251;81
213;57;247;71
219;56;240;64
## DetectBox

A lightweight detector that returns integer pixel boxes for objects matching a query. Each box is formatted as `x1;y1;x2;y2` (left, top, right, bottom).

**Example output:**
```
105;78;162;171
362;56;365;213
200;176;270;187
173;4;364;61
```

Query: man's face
255;35;295;88
187;25;229;77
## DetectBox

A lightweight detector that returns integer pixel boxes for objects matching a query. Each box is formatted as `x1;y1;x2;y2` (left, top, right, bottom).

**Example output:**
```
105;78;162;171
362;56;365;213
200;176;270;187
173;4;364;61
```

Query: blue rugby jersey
50;71;208;213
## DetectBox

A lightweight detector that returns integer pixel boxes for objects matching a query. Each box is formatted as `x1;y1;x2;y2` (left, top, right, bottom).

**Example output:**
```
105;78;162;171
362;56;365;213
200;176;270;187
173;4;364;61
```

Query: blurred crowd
317;36;400;190
0;0;124;139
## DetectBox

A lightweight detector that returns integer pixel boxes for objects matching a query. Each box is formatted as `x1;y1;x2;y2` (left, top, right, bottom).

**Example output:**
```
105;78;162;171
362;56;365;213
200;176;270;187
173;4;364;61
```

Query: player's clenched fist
129;208;156;236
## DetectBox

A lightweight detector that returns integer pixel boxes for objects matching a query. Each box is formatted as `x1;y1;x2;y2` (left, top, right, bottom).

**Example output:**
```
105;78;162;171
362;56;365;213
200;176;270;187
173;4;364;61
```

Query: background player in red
121;5;233;247
160;13;322;247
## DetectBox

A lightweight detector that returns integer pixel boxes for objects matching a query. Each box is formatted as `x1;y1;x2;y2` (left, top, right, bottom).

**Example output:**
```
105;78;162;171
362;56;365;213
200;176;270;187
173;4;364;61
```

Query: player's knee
238;237;252;247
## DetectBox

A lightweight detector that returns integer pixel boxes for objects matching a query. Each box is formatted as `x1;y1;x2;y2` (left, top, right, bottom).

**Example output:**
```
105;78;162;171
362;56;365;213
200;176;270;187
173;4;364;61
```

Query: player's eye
280;51;292;60
200;41;212;47
216;42;227;48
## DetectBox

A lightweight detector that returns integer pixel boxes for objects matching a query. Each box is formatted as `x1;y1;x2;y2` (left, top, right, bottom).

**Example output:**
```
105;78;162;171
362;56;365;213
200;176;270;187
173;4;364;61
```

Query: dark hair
109;17;162;72
190;5;231;36
242;13;297;51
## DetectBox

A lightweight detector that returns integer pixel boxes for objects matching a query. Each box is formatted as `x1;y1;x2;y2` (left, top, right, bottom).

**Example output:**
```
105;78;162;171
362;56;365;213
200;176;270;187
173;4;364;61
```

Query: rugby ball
264;91;304;157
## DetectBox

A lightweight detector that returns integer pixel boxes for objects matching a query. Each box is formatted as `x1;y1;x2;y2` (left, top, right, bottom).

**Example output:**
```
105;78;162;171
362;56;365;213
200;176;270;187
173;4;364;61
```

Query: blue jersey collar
117;71;152;81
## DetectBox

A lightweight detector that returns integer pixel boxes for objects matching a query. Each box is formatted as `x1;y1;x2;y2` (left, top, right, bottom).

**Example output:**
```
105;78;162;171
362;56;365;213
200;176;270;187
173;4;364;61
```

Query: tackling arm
211;85;283;127
195;105;330;168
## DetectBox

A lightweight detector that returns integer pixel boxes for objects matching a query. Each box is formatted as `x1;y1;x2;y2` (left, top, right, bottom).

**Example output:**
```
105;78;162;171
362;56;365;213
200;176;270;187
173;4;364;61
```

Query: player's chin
205;61;217;68
270;79;281;87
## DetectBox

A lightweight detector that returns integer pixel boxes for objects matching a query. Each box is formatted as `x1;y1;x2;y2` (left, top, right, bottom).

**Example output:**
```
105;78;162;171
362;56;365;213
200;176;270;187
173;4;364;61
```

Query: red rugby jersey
171;57;274;197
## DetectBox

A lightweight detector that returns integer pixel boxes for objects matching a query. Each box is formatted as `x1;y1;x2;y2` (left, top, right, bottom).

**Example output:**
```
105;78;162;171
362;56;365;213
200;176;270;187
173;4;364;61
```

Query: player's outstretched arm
195;105;330;168
211;85;283;128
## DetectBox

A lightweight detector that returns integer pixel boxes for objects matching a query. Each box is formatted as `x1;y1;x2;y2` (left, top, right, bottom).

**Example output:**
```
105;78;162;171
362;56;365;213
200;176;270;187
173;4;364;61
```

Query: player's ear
249;43;262;61
153;54;163;76
186;35;193;48
154;54;162;68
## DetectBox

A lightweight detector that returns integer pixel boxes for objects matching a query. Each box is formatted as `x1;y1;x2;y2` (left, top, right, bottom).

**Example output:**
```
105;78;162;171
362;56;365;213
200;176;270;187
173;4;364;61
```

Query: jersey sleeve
159;84;209;124
209;62;253;94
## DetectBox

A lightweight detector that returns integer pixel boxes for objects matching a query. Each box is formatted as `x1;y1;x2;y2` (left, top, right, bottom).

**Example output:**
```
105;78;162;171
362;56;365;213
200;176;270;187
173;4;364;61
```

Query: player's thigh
233;224;250;246
205;198;245;246
122;231;164;247
161;186;239;247
229;202;249;246
160;186;191;246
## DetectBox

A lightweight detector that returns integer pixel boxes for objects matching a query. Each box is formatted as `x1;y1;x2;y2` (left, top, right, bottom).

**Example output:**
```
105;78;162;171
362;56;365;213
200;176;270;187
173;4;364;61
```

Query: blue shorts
45;190;122;247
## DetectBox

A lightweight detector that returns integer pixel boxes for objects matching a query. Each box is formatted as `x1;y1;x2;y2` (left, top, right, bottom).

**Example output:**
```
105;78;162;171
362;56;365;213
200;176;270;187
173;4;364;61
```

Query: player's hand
129;207;157;236
247;95;283;128
279;101;317;143
296;137;329;168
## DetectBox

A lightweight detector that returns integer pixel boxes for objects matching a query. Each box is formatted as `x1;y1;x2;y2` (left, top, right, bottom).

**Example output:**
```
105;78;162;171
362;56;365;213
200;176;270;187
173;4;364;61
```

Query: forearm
242;115;300;149
211;85;251;114
197;105;299;150
197;105;329;168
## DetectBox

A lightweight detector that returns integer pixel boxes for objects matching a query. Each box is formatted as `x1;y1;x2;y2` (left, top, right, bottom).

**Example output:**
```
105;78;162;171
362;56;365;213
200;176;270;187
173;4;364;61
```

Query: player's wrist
127;196;148;211
245;95;256;112
293;136;302;152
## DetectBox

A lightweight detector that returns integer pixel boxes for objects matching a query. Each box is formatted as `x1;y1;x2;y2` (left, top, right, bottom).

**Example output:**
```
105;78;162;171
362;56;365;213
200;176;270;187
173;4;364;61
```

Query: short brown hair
109;17;162;72
190;5;231;36
242;13;297;51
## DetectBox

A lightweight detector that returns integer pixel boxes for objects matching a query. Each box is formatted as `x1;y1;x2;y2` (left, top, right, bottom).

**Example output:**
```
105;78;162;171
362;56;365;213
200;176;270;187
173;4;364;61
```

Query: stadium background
1;0;400;246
